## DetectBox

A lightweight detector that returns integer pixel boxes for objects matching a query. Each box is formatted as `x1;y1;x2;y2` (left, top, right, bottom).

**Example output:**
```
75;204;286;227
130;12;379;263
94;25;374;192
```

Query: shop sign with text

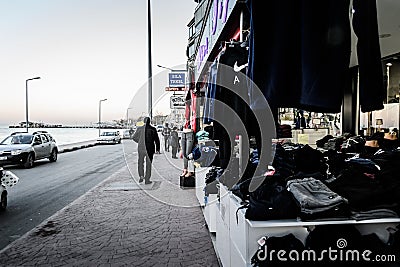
168;73;186;88
170;95;186;109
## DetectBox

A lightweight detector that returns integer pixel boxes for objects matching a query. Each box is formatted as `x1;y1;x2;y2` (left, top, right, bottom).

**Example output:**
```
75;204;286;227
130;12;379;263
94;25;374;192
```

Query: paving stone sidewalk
0;142;220;267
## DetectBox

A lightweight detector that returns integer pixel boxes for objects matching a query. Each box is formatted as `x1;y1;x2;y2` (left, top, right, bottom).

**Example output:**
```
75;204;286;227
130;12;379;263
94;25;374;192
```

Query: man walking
132;117;160;184
161;122;171;152
170;126;179;159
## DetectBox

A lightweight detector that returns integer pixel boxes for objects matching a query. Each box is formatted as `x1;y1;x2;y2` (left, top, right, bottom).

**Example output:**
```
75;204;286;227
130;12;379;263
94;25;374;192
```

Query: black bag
244;181;299;221
180;175;195;188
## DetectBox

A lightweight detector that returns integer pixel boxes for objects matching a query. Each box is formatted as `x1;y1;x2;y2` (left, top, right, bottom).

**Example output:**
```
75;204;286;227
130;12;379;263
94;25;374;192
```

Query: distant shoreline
8;125;127;129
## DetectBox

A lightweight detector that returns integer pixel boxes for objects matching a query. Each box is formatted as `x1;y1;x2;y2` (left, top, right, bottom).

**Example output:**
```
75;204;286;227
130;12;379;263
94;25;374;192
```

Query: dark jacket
246;0;384;113
169;130;179;148
133;122;160;155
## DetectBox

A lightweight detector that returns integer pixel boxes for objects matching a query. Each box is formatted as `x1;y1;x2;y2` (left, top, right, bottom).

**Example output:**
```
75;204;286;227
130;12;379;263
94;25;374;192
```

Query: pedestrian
161;122;171;152
129;127;134;139
170;127;179;159
132;117;160;184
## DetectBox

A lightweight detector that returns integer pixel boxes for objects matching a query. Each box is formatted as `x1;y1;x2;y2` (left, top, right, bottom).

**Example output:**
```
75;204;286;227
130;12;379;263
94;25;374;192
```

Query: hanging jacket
246;0;384;113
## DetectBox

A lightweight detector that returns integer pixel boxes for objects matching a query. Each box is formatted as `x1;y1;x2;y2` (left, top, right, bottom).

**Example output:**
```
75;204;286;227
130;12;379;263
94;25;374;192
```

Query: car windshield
0;135;33;145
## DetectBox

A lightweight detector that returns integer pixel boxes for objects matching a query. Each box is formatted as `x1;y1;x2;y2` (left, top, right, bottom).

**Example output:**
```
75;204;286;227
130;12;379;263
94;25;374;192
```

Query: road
0;140;134;251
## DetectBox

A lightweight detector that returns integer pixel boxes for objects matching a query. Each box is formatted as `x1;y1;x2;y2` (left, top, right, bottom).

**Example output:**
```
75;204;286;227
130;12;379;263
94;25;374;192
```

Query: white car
122;130;131;139
97;131;121;144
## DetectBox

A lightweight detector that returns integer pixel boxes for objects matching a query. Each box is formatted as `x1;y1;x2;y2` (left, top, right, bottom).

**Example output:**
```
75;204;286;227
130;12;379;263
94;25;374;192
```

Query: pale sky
0;0;197;125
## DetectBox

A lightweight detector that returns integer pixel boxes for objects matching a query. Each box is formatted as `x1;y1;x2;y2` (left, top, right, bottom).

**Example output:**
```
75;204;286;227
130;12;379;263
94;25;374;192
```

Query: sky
0;0;197;125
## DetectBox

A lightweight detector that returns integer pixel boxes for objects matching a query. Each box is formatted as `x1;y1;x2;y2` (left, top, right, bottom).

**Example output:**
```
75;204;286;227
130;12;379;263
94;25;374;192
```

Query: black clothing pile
277;124;292;138
229;139;400;222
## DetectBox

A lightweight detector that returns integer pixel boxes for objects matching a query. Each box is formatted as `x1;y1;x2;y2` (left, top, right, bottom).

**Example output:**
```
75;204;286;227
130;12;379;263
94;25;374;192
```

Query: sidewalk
0;141;220;266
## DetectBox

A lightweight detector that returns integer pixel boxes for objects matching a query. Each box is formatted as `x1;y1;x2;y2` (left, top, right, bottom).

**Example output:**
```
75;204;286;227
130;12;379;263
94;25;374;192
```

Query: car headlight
11;150;22;155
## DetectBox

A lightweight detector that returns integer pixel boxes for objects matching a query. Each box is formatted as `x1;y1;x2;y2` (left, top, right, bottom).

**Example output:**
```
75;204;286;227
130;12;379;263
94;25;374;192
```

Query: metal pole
126;108;132;129
99;100;101;137
25;80;28;133
99;99;107;137
25;77;40;133
126;108;129;129
148;0;153;120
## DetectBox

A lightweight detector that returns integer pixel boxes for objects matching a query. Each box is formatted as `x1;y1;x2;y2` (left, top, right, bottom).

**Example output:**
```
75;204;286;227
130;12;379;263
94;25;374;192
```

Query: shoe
145;180;152;185
139;177;144;183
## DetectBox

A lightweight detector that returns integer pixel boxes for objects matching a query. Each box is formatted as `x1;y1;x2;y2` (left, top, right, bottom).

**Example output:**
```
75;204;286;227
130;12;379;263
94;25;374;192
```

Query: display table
216;182;400;267
195;167;217;232
195;167;211;206
216;184;231;267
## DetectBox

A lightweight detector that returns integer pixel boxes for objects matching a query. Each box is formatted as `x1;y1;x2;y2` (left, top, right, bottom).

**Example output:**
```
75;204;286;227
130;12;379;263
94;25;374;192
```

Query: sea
0;125;124;145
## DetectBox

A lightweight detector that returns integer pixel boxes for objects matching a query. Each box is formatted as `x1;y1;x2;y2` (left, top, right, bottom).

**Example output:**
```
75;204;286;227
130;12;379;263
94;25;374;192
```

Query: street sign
170;95;186;109
165;87;186;91
168;73;186;88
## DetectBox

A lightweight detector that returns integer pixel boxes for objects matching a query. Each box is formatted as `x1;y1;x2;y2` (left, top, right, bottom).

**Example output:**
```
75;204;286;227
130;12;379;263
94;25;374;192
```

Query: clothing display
305;225;364;267
195;130;209;141
246;0;384;113
212;42;253;169
193;145;218;168
203;60;218;125
245;179;299;221
228;139;400;222
187;1;400;266
181;129;194;171
287;177;350;220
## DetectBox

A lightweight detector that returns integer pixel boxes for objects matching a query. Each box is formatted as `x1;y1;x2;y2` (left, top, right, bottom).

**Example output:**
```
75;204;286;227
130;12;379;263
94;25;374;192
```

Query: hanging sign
165;87;186;92
170;95;186;109
169;73;186;88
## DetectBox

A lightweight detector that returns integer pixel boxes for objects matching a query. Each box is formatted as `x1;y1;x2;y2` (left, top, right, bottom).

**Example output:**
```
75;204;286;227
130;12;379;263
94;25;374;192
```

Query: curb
58;141;98;153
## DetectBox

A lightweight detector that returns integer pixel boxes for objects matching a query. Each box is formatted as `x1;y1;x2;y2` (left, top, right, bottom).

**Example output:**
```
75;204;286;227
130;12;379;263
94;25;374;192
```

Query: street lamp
156;64;186;72
98;98;107;137
148;0;153;120
126;107;133;129
25;77;41;133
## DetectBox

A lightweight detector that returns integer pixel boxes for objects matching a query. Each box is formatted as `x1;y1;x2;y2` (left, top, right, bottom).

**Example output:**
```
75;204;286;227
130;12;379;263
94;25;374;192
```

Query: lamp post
126;107;133;129
98;98;107;137
148;0;153;120
156;64;186;72
25;77;41;133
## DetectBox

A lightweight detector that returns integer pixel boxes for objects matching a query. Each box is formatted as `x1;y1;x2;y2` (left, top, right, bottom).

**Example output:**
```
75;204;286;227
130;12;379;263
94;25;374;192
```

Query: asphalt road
0;141;133;251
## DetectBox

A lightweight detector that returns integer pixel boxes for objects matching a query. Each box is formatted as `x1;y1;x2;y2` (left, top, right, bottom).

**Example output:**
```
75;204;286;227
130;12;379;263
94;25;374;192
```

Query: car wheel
0;191;7;211
49;149;58;162
23;153;34;168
